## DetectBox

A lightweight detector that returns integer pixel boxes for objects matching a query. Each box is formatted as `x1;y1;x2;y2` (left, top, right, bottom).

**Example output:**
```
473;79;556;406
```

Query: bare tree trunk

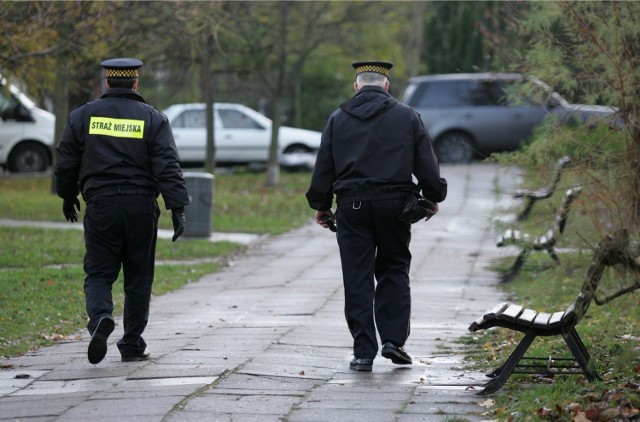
202;32;216;175
50;55;69;194
405;2;426;79
265;2;288;188
630;107;640;226
265;94;282;187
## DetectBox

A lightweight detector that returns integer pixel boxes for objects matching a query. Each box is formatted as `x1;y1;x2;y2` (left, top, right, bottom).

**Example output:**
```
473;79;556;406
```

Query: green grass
0;171;313;235
0;262;223;357
0;170;314;357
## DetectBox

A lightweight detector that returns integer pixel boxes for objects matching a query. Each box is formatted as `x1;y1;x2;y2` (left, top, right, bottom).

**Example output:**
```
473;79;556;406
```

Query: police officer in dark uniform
55;58;190;364
306;61;447;372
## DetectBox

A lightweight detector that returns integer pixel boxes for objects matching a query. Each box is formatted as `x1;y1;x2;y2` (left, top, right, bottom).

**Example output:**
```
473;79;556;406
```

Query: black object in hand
399;192;432;224
171;209;186;242
321;215;337;232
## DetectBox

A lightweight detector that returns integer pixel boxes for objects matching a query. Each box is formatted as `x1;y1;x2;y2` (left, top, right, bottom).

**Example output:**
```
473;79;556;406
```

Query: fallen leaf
620;334;640;342
567;402;582;412
584;408;599;420
536;407;552;416
573;410;590;422
621;405;640;418
478;399;495;408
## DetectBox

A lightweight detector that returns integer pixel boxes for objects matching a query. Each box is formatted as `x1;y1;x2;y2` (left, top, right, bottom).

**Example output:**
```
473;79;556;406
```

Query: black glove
62;198;81;223
171;208;186;242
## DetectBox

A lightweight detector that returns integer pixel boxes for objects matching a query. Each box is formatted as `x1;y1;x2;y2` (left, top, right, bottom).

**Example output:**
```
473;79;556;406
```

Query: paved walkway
1;164;519;421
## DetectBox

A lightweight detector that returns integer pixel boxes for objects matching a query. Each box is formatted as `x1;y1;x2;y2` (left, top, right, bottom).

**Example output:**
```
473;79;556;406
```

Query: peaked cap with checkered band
101;58;143;79
352;61;394;78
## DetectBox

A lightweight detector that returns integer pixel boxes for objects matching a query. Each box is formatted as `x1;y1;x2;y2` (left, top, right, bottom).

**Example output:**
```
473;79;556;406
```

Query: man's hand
315;210;336;232
424;201;439;221
63;198;81;223
171;208;186;242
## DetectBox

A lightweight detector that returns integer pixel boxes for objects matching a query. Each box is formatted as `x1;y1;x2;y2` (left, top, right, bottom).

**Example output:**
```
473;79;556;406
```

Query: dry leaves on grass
40;332;82;342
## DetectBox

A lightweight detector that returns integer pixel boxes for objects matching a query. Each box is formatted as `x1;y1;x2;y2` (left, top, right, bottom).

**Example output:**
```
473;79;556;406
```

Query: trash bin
183;172;214;237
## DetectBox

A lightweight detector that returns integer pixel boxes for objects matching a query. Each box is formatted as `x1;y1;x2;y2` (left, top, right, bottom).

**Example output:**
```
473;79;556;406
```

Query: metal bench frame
512;156;571;221
497;187;581;283
470;229;637;395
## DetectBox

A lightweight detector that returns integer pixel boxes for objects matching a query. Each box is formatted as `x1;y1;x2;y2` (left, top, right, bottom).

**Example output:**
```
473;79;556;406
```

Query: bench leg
502;249;530;283
562;328;601;382
547;248;560;263
478;333;536;395
517;198;536;221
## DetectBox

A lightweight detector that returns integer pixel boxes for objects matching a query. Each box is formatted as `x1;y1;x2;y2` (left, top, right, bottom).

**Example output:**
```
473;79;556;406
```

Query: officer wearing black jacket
306;61;447;372
56;58;190;364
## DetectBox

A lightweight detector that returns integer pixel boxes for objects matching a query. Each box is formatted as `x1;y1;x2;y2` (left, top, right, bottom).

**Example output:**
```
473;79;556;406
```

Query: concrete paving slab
0;163;522;420
288;408;400;422
57;395;183;419
182;392;301;415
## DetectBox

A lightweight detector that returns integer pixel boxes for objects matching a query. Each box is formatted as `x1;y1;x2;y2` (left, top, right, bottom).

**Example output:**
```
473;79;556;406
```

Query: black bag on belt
399;192;431;224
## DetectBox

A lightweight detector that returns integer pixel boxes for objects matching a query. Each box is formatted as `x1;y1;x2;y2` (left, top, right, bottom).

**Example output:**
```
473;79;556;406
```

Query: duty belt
84;186;158;200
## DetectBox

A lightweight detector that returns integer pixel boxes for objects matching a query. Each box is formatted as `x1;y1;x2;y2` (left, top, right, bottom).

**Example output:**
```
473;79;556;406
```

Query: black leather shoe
121;348;151;362
350;358;373;372
88;316;115;364
381;342;412;365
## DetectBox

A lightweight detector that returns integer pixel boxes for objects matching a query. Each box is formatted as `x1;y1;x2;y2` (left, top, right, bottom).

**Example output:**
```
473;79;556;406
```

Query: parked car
401;73;618;163
163;103;321;169
0;74;55;172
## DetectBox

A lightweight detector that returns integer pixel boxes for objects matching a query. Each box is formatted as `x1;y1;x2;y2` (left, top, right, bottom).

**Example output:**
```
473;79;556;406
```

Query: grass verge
464;243;640;419
0;170;313;235
0;169;313;358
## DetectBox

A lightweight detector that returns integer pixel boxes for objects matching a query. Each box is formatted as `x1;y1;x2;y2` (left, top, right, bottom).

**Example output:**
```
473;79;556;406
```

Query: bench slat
516;308;537;325
532;312;552;328
548;311;565;328
469;302;509;331
500;304;524;322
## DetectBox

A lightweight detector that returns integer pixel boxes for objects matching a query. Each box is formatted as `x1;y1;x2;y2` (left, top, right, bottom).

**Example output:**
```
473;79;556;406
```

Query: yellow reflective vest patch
89;117;145;139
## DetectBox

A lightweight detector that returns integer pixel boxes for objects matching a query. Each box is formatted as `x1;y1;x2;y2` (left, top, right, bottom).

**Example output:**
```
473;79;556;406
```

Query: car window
219;109;263;129
0;88;20;119
459;80;506;106
173;109;205;128
411;81;460;107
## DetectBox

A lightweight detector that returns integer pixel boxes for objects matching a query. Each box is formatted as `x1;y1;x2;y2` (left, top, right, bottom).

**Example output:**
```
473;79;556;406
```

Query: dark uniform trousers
336;197;412;359
83;190;160;355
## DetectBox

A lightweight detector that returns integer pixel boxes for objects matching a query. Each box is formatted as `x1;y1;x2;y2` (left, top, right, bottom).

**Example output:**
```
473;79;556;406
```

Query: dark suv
401;73;617;163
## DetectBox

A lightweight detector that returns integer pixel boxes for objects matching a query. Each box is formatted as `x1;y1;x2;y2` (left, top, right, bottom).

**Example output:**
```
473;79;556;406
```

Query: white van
0;75;55;172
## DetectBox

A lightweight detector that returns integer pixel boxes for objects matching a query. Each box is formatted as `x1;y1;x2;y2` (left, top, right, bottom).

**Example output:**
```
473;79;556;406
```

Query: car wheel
281;144;314;171
8;142;50;172
434;132;475;164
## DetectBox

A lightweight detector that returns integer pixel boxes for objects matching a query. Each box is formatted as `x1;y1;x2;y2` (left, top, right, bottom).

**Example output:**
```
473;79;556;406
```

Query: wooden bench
469;229;638;395
497;187;581;282
512;156;571;221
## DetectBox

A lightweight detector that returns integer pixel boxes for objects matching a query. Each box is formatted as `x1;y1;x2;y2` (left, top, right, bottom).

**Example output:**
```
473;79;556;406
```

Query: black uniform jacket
55;88;189;210
306;86;447;211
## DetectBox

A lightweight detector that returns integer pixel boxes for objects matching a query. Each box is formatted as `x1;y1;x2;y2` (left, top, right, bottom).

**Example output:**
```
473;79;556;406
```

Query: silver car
401;73;617;163
163;103;321;169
